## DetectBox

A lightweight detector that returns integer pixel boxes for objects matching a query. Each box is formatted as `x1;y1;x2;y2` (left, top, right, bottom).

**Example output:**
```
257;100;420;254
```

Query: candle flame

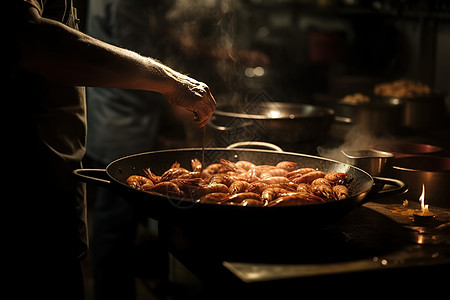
419;184;428;213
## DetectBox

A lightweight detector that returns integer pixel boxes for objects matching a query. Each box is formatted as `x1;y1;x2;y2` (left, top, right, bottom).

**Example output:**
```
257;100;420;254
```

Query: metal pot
371;142;442;158
334;99;403;136
209;102;335;146
374;93;447;130
390;156;450;208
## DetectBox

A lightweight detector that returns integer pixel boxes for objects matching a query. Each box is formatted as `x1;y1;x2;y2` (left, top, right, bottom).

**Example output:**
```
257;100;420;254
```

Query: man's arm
16;4;215;126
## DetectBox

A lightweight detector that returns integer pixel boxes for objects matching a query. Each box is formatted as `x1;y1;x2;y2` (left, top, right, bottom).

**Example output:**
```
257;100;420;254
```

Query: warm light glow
253;66;265;76
268;110;281;118
419;184;428;213
244;66;265;78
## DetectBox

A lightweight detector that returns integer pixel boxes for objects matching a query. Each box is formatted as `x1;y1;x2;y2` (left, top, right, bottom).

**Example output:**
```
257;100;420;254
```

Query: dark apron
8;0;88;260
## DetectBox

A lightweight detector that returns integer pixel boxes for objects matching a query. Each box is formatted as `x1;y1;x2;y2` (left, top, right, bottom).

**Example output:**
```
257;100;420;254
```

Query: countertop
164;197;450;297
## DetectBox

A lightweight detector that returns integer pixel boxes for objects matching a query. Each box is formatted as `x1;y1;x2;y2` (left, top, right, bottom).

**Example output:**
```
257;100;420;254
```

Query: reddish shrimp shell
126;158;352;207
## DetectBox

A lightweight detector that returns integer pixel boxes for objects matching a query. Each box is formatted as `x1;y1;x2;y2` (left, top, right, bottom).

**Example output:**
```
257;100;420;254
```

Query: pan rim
214;102;335;120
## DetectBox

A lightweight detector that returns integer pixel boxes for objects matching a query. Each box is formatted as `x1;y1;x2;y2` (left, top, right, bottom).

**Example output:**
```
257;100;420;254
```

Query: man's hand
164;74;216;127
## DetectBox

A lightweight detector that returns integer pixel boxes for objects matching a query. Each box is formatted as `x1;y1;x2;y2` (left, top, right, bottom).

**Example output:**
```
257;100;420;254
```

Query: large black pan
74;148;406;227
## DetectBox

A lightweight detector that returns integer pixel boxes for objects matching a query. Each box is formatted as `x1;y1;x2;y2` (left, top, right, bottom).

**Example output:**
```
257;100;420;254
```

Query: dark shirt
9;0;87;258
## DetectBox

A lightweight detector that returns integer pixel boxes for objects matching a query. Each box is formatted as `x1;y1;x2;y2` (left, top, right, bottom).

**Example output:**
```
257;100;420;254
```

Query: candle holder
413;209;436;225
412;184;435;225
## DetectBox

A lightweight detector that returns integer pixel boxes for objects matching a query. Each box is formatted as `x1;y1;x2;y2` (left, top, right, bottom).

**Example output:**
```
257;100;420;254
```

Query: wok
74;148;406;227
209;102;335;145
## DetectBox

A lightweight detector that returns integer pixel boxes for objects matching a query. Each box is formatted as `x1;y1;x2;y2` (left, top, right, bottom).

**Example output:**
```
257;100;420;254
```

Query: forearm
18;6;177;94
16;4;216;127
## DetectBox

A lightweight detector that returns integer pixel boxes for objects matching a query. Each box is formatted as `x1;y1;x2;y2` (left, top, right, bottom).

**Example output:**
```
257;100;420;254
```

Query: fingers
193;90;216;127
165;76;216;127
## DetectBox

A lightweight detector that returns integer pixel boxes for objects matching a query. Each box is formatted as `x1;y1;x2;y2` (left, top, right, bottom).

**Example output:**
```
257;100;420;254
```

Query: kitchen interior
77;0;450;299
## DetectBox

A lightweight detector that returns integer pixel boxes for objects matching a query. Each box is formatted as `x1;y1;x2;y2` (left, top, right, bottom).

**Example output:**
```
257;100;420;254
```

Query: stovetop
223;201;450;283
167;197;450;288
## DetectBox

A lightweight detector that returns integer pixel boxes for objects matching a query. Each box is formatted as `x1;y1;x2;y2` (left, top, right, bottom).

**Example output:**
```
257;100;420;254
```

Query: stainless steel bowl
342;149;393;177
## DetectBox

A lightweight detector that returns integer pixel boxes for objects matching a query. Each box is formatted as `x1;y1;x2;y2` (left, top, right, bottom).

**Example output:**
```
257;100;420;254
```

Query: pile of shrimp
126;158;351;207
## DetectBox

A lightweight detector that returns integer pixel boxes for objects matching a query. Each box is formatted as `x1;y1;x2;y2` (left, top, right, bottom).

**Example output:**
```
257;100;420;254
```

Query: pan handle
227;141;284;152
368;177;408;201
334;116;353;124
73;168;111;187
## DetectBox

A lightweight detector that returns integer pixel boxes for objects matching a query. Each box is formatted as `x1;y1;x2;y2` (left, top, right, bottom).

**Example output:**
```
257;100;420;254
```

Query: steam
317;125;396;162
165;0;240;97
165;0;268;107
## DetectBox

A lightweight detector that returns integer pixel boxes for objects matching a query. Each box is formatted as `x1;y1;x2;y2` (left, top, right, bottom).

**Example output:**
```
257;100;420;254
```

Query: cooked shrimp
333;185;349;200
311;184;334;200
170;161;180;169
160;167;190;181
244;167;261;182
144;168;161;183
191;158;203;172
235;161;256;171
241;199;264;207
267;192;325;207
311;178;332;187
296;183;312;193
171;178;204;196
292;171;325;184
201;163;221;179
276;161;298;172
209;173;235;187
260;168;289;179
222;192;261;204
246;182;269;194
280;182;298;192
149;181;183;197
198;192;229;204
255;165;277;170
257;176;290;185
126;175;154;191
286;168;316;179
324;172;348;185
177;171;201;180
229;180;250;195
219;158;246;173
201;183;230;195
261;187;289;203
129;158;352;207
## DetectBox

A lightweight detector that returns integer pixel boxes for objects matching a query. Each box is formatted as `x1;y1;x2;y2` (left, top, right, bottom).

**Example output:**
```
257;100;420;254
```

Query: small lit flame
419;184;428;214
